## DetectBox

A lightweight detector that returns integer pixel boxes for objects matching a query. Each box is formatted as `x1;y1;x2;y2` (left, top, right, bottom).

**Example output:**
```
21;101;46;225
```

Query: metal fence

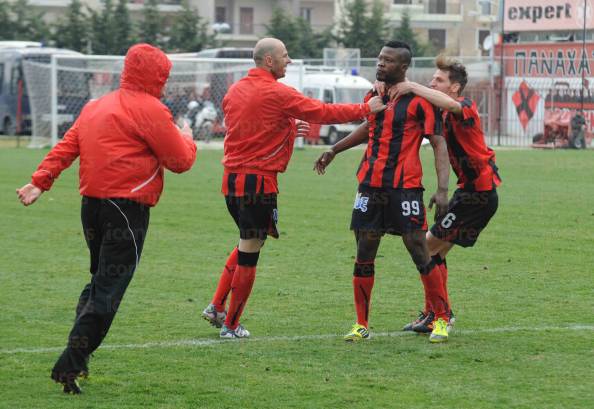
306;56;594;148
8;54;594;148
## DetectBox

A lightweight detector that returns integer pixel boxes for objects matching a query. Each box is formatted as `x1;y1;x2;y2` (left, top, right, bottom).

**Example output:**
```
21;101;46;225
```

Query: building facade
388;0;499;57
10;0;498;55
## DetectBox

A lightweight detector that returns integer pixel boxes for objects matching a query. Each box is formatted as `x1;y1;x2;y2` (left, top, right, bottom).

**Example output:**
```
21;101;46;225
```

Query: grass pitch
1;146;593;408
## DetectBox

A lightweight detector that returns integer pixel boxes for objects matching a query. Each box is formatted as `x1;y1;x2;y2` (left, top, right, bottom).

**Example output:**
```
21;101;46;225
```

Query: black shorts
430;188;498;247
350;184;427;236
225;194;279;240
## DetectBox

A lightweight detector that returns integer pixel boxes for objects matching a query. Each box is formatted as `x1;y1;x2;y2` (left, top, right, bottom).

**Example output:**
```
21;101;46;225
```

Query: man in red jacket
201;37;385;338
16;44;196;394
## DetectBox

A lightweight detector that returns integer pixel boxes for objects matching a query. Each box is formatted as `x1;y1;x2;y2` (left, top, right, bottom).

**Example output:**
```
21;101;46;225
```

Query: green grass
1;146;593;408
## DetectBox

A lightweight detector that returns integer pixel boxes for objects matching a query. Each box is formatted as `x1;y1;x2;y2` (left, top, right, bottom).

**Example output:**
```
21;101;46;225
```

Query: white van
0;41;43;50
281;67;373;144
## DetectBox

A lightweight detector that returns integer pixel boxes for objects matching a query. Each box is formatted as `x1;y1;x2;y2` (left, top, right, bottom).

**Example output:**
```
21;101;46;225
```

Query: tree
365;1;388;57
392;8;434;57
265;8;299;54
89;0;116;54
337;0;368;52
9;0;50;42
139;0;162;46
295;18;334;59
167;0;215;52
52;0;88;52
336;0;389;58
0;1;12;40
265;8;333;59
113;0;135;54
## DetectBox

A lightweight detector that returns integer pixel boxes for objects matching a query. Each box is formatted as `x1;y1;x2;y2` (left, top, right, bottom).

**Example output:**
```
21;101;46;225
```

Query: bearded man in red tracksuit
201;38;386;338
16;44;197;394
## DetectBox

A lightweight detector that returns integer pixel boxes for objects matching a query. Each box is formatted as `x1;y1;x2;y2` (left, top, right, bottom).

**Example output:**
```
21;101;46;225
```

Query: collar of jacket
248;67;276;81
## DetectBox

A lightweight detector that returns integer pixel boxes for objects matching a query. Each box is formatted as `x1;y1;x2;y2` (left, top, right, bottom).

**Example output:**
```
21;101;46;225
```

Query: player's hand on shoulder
313;150;336;175
16;183;43;206
367;96;386;114
391;80;414;100
373;81;386;96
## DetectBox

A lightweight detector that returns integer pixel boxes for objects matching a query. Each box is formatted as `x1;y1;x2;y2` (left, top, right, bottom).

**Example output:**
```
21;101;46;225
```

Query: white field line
1;324;593;355
193;142;535;151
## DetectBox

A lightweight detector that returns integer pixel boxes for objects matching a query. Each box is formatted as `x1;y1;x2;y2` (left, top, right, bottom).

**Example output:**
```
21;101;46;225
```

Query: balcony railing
392;0;462;16
128;0;182;5
214;22;331;37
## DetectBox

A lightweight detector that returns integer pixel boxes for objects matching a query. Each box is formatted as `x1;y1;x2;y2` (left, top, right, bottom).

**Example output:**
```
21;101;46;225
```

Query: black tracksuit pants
52;197;150;377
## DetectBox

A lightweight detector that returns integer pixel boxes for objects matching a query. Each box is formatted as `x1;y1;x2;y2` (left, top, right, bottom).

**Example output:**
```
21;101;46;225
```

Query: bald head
252;37;291;79
253;38;285;66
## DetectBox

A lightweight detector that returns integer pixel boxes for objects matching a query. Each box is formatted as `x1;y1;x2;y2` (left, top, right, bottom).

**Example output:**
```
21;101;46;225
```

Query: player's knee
426;232;443;255
355;231;381;256
238;238;263;253
402;232;428;266
416;257;437;275
357;241;379;261
403;232;424;251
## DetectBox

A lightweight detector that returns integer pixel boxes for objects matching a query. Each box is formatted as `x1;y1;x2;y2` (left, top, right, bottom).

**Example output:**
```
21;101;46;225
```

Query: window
478;0;491;15
239;7;254;34
300;7;312;23
428;29;446;51
10;65;21;96
215;6;226;23
393;0;412;4
323;89;333;103
0;63;4;94
478;30;490;56
303;87;318;99
429;0;446;14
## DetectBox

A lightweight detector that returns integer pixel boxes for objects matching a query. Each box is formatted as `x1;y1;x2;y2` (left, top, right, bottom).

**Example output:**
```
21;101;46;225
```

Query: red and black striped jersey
444;97;501;191
222;171;278;196
357;91;442;189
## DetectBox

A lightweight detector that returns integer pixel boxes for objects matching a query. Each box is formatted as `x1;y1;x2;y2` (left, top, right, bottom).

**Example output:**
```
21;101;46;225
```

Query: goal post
22;55;304;147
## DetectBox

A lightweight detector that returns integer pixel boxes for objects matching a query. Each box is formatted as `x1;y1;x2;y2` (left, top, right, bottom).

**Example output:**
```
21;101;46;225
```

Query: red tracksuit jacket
31;44;197;206
221;68;370;194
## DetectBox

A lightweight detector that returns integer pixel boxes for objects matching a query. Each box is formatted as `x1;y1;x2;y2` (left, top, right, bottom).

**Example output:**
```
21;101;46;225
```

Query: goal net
323;48;361;75
22;55;282;147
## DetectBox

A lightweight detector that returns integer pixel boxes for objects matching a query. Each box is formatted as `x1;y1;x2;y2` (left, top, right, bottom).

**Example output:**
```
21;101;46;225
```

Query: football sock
440;257;449;308
428;254;449;312
353;260;375;328
418;256;449;321
211;247;239;312
423;280;431;316
225;250;259;330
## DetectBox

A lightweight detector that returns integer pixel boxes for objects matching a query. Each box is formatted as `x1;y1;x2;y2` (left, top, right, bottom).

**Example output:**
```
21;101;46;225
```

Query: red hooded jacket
31;44;196;206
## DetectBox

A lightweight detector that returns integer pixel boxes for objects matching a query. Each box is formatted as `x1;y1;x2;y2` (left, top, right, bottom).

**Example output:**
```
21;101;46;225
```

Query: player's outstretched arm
18;117;81;206
427;134;449;219
281;85;385;125
392;82;462;114
314;121;368;175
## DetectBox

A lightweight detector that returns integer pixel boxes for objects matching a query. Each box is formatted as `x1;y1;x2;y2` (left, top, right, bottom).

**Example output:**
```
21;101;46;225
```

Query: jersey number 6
441;213;456;228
